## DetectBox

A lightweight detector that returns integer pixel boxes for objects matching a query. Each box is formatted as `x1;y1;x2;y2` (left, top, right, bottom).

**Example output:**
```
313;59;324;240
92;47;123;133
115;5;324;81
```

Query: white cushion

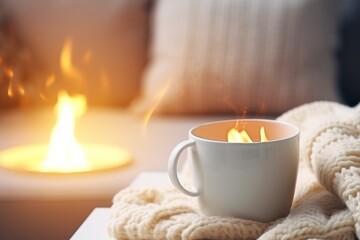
135;0;341;115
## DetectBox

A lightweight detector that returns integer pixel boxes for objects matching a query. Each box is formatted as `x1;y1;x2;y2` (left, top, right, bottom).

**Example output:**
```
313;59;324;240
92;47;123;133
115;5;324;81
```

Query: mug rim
189;118;300;145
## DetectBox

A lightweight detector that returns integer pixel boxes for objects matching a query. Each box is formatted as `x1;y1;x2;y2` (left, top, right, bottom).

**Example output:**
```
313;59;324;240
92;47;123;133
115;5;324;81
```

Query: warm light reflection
142;78;171;134
60;38;83;81
46;74;55;87
228;126;268;143
0;144;131;174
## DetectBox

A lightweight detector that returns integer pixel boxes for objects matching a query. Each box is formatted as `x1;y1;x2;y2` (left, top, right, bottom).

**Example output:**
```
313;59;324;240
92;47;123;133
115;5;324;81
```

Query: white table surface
71;171;170;240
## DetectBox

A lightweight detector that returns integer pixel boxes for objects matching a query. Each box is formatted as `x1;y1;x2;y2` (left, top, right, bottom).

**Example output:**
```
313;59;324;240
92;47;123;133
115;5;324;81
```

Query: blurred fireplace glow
0;91;131;174
0;38;131;174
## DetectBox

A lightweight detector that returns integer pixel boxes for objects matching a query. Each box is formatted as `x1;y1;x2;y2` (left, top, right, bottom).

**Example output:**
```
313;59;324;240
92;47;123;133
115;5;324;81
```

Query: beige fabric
133;0;341;115
108;101;360;239
2;0;149;106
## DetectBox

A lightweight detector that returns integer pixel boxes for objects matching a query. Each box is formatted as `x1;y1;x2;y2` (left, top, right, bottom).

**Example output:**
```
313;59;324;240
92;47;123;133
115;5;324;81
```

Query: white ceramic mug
168;119;300;222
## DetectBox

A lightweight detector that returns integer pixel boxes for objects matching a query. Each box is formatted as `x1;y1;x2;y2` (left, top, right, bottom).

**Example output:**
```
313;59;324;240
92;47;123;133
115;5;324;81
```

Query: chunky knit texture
109;101;360;239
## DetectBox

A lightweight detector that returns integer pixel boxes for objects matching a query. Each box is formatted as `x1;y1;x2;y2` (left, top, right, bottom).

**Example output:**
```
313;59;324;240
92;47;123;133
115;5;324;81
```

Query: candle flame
40;37;89;172
228;126;268;143
40;91;90;172
260;126;268;142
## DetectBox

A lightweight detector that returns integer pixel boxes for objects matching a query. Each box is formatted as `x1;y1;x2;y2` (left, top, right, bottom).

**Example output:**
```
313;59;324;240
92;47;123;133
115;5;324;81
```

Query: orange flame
40;39;89;172
60;38;83;82
40;91;89;172
228;126;268;143
6;68;14;97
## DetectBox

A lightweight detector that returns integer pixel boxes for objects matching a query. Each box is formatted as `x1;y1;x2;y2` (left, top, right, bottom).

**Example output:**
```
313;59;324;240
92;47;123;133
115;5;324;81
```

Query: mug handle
168;139;200;197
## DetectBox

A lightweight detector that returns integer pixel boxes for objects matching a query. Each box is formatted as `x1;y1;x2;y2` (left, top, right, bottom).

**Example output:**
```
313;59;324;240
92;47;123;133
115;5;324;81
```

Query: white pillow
135;0;341;115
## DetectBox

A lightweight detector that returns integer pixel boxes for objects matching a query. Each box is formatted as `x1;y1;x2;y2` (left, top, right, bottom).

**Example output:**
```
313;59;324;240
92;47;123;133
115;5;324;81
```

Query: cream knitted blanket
108;101;360;240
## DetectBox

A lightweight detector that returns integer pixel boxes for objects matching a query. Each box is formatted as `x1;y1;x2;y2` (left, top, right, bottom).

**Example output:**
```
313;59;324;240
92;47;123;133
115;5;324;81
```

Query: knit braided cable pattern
302;103;360;237
108;188;269;239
